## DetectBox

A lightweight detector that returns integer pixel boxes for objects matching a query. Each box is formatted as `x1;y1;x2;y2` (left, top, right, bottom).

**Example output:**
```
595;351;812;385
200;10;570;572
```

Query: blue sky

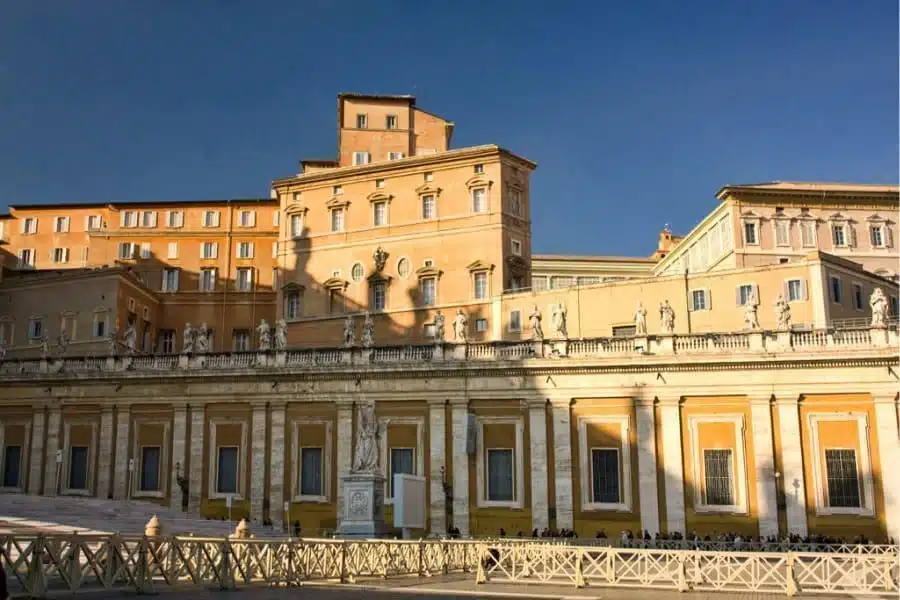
1;1;896;256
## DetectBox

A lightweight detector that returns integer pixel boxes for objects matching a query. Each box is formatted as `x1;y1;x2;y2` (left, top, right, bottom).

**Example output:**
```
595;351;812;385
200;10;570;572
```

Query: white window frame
167;241;178;259
352;151;371;166
471;188;487;213
51;247;70;264
85;215;102;231
238;210;256;228
831;222;847;247
371;280;387;311
508;309;522;332
199;268;217;292
829;276;843;304
284;289;303;320
772;217;791;247
799;217;817;248
784;278;806;303
233;329;250;352
140;242;151;259
166;211;184;228
419;276;437;307
807;412;874;516
272;209;280;227
161;268;180;293
22;217;38;235
207;417;248;500
578;414;632;512
373;201;387;226
54;216;70;233
201;242;218;259
378;416;425;505
475;318;488;332
475;415;524;509
397;257;411;279
688;414;748;514
689;288;710;311
291;419;332;503
140;211;157;228
330;207;345;232
736;283;758;307
290;213;304;238
235;267;253;292
385;114;397;129
118;242;138;260
236;242;254;259
511;239;522;256
473;271;489;300
61;421;98;496
388;151;404;160
742;219;759;246
203;210;220;228
355;113;367;129
422;194;436;220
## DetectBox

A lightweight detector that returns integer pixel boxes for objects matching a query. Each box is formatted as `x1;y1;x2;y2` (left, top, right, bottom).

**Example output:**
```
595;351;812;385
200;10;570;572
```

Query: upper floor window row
354;113;399;130
741;211;894;250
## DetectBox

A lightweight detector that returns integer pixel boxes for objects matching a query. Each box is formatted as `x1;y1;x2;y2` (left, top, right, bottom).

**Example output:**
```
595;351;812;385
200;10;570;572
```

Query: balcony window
472;188;487;213
233;329;250;351
420;277;436;307
373;201;387;226
372;281;386;311
331;208;345;232
200;269;217;292
422;195;436;219
236;268;253;292
285;290;302;320
290;214;304;238
474;272;488;300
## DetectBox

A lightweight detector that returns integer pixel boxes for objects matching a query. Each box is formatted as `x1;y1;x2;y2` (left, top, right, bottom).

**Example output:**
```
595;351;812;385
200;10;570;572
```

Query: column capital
527;398;548;410
269;400;287;410
101;405;115;414
547;396;572;409
872;392;899;405
655;391;682;406
448;398;469;408
250;401;268;410
426;398;447;408
171;401;188;412
746;393;774;406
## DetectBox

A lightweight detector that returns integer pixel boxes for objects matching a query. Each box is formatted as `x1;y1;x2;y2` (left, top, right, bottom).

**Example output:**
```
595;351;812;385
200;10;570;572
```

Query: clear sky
1;1;896;256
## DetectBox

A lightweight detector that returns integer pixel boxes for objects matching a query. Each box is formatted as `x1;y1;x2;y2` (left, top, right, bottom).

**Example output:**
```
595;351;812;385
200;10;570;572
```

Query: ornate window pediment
414;183;442;196
367;191;393;204
465;176;493;190
828;212;854;223
281;282;306;292
466;260;494;273
740;209;760;219
325;197;350;210
322;277;348;290
60;309;78;318
284;204;309;216
867;213;890;224
415;265;442;279
367;272;393;284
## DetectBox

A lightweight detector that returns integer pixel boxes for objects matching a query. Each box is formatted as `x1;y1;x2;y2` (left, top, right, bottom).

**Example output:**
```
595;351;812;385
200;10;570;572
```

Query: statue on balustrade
57;328;70;356
453;309;468;343
634;302;648;335
257;319;271;351
352;399;387;474
659;300;675;334
870;288;889;328
107;321;119;357
343;315;356;347
433;310;445;342
0;341;7;360
744;293;760;330
39;334;51;359
361;312;375;348
195;323;209;354
123;322;137;355
774;294;791;330
552;303;568;339
275;319;287;350
182;322;195;354
529;305;544;340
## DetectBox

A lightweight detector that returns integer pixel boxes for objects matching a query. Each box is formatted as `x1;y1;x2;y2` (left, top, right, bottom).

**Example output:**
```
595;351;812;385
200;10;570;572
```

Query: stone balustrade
0;326;895;378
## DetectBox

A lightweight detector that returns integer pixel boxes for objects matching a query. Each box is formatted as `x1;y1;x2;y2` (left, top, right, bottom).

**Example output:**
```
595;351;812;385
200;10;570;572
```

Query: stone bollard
232;518;251;539
145;515;162;537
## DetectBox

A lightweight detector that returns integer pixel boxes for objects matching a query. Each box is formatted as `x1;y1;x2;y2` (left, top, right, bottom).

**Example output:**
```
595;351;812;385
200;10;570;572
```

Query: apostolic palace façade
0;93;897;543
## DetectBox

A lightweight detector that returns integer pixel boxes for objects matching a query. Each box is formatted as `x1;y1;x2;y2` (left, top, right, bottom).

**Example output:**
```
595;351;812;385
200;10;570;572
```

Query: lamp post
174;461;189;511
127;458;135;502
440;466;453;534
54;449;62;495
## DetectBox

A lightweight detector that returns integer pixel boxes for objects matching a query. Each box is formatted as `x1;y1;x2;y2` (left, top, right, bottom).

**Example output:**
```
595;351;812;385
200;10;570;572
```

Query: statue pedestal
337;473;388;538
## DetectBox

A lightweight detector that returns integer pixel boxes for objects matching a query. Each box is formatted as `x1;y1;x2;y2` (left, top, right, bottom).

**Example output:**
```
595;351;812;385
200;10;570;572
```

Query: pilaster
450;401;470;536
335;402;354;525
749;395;779;539
249;402;267;524
42;406;61;496
873;394;899;543
776;397;808;537
658;394;685;536
427;400;447;535
28;408;45;495
551;399;573;530
634;399;660;536
188;405;205;514
269;402;287;530
112;406;131;500
528;399;550;532
170;404;188;511
96;407;115;500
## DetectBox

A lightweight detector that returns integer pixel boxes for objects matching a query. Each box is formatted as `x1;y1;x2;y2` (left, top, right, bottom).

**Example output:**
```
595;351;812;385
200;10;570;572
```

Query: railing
1;534;896;597
0;326;895;378
830;316;899;330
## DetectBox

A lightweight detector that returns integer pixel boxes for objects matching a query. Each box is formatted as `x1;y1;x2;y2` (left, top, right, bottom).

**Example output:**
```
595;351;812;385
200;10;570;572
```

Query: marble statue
343;315;355;346
352;400;387;473
57;328;70;356
39;334;51;359
744;293;760;330
195;323;209;354
774;294;791;330
529;305;544;340
373;246;388;272
361;312;375;348
274;319;287;350
870;288;889;328
0;341;7;360
123;322;137;355
182;322;195;354
107;325;119;357
433;310;445;342
659;300;675;334
634;303;648;335
552;303;568;339
257;319;271;351
453;309;468;343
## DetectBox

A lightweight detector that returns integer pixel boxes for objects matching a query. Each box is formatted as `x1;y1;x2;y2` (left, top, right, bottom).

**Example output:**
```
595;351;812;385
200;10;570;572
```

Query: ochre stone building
0;93;898;543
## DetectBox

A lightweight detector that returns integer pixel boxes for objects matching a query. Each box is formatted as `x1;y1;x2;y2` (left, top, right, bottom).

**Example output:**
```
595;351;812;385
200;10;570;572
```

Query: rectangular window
54;216;70;233
474;164;484;174
355;113;367;129
203;210;220;228
236;268;253;292
510;276;523;290
285;291;302;319
774;220;789;246
328;289;343;314
852;283;863;310
830;276;842;304
68;446;89;491
239;210;255;227
388;152;404;160
475;318;488;332
201;242;218;259
870;225;884;248
273;210;280;227
423;171;433;182
510;189;522;215
738;284;754;306
200;268;217;292
612;325;636;337
167;211;184;228
28;318;43;340
86;215;102;230
140;242;151;259
52;248;69;264
118;243;137;260
420;277;436;307
786;279;803;302
801;220;816;247
703;449;734;506
389;447;415;498
373;201;387;226
139;446;161;492
333;185;343;195
550;276;574;289
159;329;175;354
385;114;397;129
591;448;620;504
3;445;21;488
140;211;157;228
166;241;178;259
330;208;344;232
162;268;179;292
233;329;250;351
743;222;758;245
237;242;254;259
372;281;386;311
216;447;239;495
474;272;488;300
22;217;38;234
94;315;106;338
511;239;522;256
290;214;303;238
352;151;371;166
509;310;521;332
532;277;548;292
486;449;514;502
423;324;436;338
472;188;487;213
422;195;436;219
691;289;707;311
824;449;860;508
375;179;385;188
299;447;323;497
832;224;846;246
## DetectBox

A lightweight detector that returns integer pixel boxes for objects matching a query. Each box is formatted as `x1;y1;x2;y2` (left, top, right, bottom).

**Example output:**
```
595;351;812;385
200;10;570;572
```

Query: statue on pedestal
453;309;468;343
774;294;791;330
39;334;51;359
123;322;137;355
352;400;386;474
107;323;119;357
257;319;271;351
433;310;445;342
182;322;195;354
744;293;760;330
57;328;70;356
195;323;209;354
552;303;568;339
634;303;648;335
659;300;675;334
275;319;287;350
870;288;889;328
361;312;375;348
373;246;388;273
343;315;355;347
529;305;544;340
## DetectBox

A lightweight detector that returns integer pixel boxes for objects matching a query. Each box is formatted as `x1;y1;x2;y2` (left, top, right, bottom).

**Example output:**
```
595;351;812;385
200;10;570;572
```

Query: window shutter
176;211;184;227
887;225;894;248
734;286;742;306
20;219;26;234
64;248;70;262
214;211;220;227
141;243;151;259
753;284;760;303
174;269;180;290
849;224;858;247
150;212;157;227
120;212;127;227
273;210;280;227
705;288;711;310
801;279;809;301
248;242;254;258
84;215;90;230
249;211;256;226
213;242;219;258
272;242;278;258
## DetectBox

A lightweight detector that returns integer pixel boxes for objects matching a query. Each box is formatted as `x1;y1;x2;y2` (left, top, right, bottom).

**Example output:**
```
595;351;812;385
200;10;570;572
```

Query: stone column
528;400;550;532
42;406;61;496
635;399;660;536
170;403;188;511
269;402;287;530
335;402;353;524
96;407;115;500
551;401;574;530
28;407;45;495
450;401;470;536
658;396;685;536
427;400;447;535
249;402;268;524
777;397;808;537
750;396;779;539
873;394;899;543
112;406;131;500
188;405;205;514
